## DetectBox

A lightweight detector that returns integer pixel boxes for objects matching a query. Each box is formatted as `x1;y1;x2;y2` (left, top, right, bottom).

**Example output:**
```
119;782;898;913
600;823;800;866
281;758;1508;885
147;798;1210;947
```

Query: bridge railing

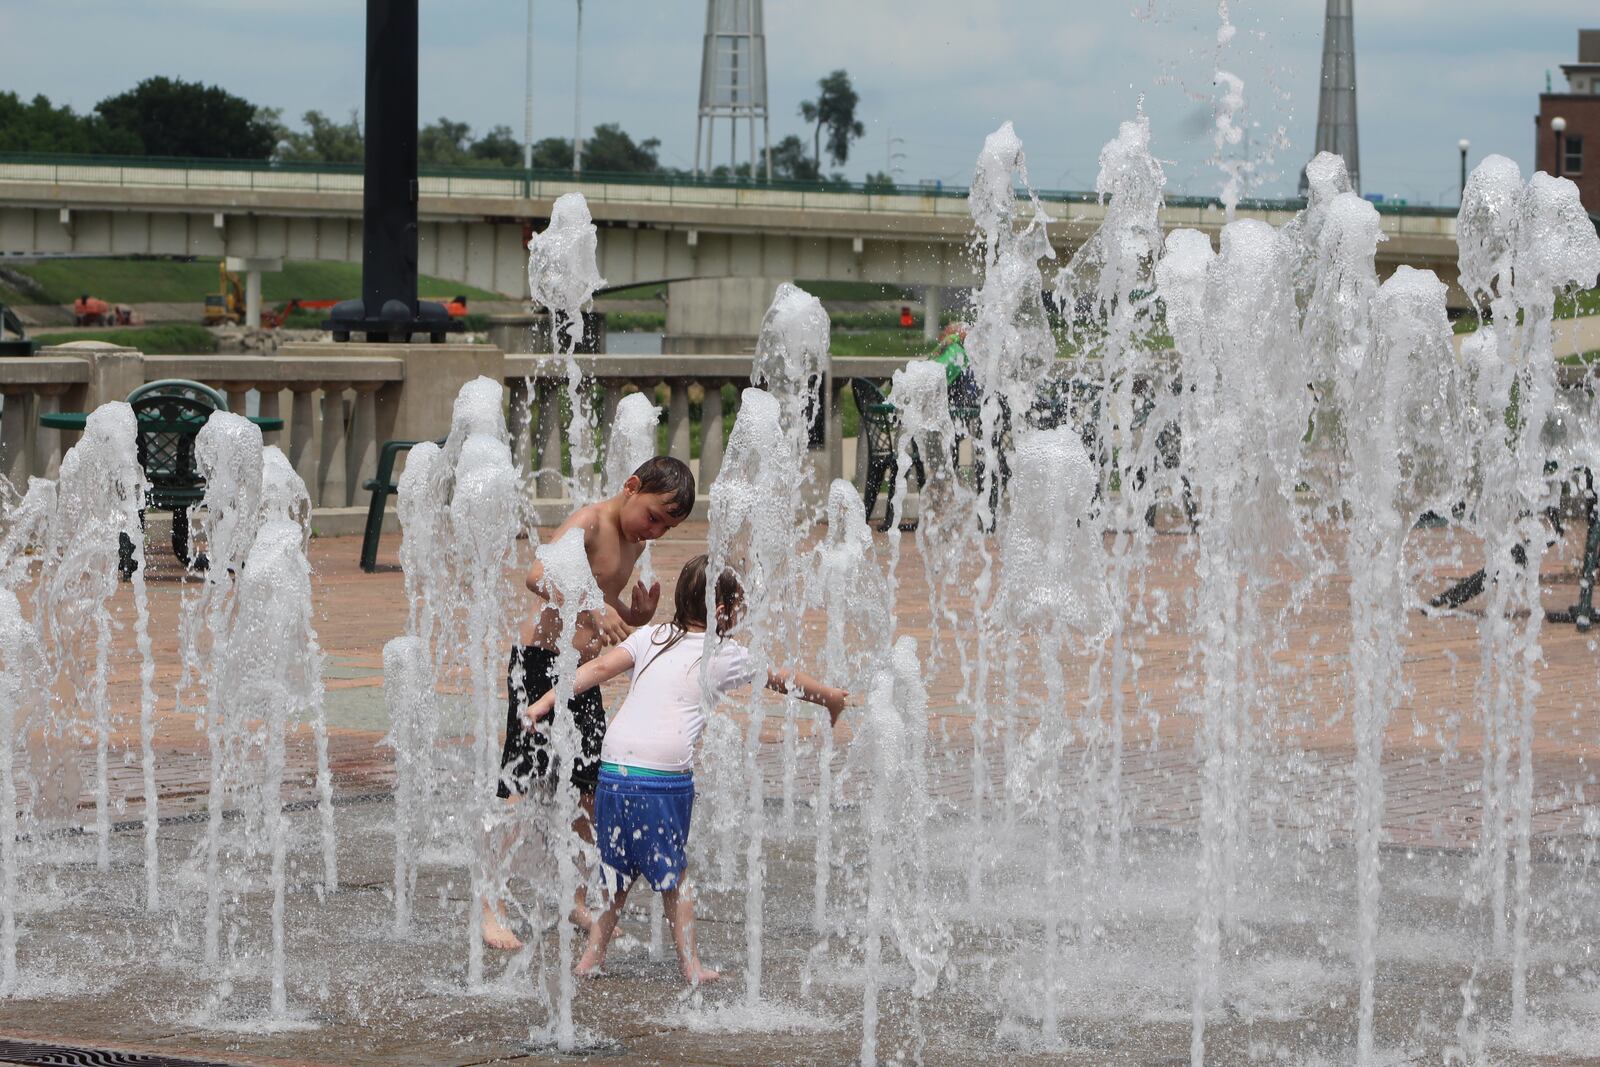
0;150;1466;221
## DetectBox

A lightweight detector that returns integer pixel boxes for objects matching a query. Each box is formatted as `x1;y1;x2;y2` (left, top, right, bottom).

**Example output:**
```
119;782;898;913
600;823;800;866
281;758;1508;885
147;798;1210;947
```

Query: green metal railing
0;149;1464;220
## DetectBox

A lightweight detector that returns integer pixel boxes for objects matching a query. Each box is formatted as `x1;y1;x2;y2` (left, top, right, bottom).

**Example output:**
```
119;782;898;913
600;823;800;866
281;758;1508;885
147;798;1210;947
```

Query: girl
522;553;848;986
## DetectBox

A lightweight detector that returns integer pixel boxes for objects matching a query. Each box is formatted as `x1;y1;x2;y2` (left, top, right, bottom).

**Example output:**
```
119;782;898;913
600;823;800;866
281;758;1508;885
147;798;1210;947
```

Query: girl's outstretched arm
766;668;850;726
521;644;635;728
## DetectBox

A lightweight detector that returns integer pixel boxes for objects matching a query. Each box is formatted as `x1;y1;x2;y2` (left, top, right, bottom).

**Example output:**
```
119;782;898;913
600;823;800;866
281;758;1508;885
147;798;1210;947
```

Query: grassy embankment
3;257;503;307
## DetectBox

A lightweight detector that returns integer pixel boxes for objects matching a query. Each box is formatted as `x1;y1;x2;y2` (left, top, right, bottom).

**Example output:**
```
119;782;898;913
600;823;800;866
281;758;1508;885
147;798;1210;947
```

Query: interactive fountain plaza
0;115;1598;1067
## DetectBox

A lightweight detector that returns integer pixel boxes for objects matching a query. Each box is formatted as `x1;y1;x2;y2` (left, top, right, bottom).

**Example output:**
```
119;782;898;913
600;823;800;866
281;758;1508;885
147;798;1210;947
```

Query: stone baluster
225;386;250;416
599;383;624;472
699;379;726;490
258;387;283;446
535;378;565;499
318;385;351;508
287;384;321;505
346;383;381;504
826;371;846;484
33;385;69;480
507;377;532;475
0;389;32;489
666;379;692;466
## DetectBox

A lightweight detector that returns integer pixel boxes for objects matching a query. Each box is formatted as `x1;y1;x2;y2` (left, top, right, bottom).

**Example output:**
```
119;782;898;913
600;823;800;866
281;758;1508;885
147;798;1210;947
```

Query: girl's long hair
634;554;742;681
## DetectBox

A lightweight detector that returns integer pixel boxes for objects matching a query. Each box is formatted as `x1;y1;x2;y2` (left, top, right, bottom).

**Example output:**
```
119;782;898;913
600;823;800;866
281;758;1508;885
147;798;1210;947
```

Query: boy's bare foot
683;963;721;986
481;909;524;951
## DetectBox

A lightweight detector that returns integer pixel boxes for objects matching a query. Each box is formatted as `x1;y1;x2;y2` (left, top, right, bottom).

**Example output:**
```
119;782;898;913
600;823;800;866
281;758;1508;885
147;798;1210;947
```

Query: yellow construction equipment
203;261;245;326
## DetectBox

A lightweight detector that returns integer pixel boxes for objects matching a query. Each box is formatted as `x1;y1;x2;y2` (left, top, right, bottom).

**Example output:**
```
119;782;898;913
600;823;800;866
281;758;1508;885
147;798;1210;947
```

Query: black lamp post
323;0;463;343
1458;138;1469;205
1553;116;1567;179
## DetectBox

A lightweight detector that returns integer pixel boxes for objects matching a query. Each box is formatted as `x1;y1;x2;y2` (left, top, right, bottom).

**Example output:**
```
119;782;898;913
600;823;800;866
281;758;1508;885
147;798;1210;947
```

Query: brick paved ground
20;518;1600;854
4;520;1600;1066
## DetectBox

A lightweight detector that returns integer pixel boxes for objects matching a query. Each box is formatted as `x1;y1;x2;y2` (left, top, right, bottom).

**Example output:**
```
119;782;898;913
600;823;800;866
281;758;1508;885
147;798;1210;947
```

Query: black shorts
498;646;605;798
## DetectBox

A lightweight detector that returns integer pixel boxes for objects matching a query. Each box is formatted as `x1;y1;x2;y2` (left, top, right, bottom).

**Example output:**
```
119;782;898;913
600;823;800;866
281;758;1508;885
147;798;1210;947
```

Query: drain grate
0;1039;242;1067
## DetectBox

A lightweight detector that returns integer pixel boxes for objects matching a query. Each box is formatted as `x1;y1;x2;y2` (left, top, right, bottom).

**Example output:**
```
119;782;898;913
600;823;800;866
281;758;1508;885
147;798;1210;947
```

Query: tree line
0;71;880;184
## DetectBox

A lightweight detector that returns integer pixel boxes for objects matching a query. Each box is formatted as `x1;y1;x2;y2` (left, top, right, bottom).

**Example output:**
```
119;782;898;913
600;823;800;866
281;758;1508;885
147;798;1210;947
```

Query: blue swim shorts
594;765;694;893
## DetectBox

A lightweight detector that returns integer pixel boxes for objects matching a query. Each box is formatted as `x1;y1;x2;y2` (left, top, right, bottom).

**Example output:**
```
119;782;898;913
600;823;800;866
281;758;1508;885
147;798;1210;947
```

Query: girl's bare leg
576;877;632;977
663;876;720;985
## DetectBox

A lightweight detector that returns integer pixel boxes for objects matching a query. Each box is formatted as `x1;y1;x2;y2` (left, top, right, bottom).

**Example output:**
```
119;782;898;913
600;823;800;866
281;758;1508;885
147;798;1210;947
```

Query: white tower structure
694;0;771;180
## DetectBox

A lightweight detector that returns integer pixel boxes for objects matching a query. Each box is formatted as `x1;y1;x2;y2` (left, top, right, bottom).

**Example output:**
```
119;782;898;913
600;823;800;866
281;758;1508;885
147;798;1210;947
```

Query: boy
482;455;695;950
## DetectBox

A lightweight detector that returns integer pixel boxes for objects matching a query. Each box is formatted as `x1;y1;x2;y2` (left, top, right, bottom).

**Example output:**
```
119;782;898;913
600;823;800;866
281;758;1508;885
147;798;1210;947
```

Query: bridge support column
225;256;283;331
923;285;941;342
246;270;261;330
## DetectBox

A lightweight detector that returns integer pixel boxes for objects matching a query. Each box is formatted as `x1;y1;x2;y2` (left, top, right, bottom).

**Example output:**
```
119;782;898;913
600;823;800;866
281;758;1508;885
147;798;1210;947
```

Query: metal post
572;0;584;176
321;0;459;341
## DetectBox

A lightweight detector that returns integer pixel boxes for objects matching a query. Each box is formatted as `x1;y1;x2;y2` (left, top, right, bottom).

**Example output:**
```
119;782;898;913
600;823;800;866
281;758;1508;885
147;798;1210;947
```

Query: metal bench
359;436;445;572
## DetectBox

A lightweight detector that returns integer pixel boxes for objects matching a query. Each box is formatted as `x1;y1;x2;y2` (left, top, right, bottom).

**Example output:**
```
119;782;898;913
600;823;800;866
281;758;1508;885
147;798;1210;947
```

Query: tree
530;136;575;171
798;69;865;170
0;92;140;155
274;110;364;164
95;77;277;159
864;170;898;193
769;134;820;181
581;123;660;173
417;117;472;166
471;125;523;168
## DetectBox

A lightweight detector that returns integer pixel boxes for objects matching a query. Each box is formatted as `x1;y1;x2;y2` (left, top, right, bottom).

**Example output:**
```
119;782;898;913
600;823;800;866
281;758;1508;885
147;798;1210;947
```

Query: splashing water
704;387;808;1008
854;636;949;1067
192;411;264;968
1056;110;1172;883
1454;157;1600;1039
1159;217;1315;1066
604;391;663;584
752;282;831;468
806;480;889;937
528;192;606;505
961;121;1057;908
525;526;604;1048
36;404;149;875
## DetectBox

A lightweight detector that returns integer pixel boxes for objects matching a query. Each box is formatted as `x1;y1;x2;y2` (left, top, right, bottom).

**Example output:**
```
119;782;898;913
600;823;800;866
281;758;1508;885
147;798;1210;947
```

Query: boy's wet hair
632;456;696;517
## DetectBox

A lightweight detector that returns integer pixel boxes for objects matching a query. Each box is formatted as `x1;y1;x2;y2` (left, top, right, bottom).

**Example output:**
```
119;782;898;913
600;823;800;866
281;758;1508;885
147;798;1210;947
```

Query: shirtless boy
482;455;695;950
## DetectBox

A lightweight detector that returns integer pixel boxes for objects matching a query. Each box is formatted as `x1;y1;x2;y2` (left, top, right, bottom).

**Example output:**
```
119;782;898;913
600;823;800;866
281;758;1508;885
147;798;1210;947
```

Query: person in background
932;321;979;409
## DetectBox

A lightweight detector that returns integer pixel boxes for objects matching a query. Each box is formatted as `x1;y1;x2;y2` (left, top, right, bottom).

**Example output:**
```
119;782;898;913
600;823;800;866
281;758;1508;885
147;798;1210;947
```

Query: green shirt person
931;323;969;387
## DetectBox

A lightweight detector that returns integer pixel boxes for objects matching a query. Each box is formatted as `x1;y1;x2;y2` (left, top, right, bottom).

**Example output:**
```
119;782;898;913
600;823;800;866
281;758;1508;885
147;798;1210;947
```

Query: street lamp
1553;116;1567;179
1458;138;1469;205
572;0;584;176
522;0;535;193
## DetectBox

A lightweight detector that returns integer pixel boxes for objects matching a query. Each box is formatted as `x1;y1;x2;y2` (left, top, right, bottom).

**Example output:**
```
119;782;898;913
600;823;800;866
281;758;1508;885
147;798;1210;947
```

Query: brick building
1536;29;1600;213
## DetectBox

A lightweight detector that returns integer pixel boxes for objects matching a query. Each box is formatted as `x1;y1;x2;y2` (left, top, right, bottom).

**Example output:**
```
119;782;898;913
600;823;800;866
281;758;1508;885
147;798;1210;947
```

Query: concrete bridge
0;155;1464;302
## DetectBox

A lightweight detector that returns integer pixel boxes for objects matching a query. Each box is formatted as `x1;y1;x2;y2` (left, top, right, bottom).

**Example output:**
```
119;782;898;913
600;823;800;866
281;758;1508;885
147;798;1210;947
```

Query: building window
1565;135;1584;175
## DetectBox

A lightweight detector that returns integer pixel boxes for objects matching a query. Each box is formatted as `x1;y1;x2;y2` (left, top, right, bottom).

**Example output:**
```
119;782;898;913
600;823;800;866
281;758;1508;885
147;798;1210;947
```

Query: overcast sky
0;1;1590;203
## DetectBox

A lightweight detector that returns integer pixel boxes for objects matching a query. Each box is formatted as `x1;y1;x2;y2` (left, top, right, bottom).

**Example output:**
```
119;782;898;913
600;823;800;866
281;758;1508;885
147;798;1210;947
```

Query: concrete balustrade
15;341;1484;533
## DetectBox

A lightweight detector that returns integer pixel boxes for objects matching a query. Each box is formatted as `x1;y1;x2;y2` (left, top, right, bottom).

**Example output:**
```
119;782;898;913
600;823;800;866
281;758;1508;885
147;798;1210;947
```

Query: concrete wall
662;276;789;355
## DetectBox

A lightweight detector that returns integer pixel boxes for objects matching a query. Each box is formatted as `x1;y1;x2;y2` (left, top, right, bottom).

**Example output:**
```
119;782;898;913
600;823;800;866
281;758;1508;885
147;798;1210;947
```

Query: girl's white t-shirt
600;624;754;774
